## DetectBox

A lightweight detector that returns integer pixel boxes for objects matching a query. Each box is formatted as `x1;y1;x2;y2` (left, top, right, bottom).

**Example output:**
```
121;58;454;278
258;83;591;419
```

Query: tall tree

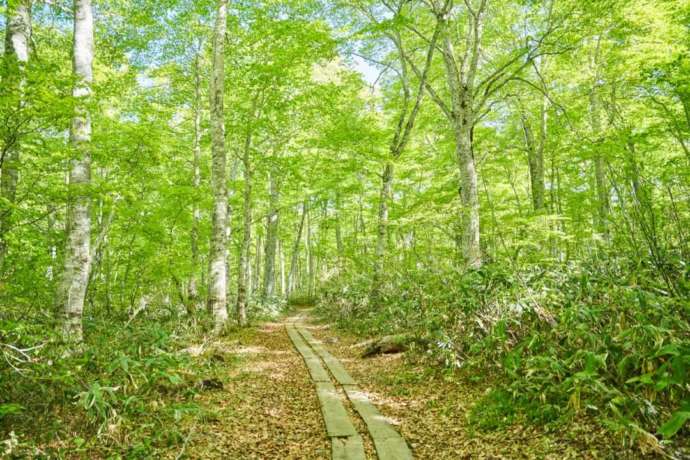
236;118;253;326
262;169;280;299
0;0;32;268
60;0;94;341
208;0;229;333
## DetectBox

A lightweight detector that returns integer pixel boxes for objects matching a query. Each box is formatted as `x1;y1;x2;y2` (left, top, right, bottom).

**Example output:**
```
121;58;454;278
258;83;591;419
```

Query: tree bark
262;171;280;299
236;136;252;326
334;191;344;263
287;200;307;297
252;233;261;295
278;238;286;296
438;11;483;269
208;0;229;334
306;203;315;298
61;0;94;342
0;0;31;269
521;108;546;212
590;87;609;234
590;37;609;236
374;162;392;266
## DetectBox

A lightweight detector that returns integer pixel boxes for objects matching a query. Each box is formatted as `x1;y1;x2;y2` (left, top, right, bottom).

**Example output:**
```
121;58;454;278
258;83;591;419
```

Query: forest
1;0;689;458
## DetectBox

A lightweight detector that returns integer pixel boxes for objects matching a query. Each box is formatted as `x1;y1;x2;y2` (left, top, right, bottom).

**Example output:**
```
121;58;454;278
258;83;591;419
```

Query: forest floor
169;308;652;460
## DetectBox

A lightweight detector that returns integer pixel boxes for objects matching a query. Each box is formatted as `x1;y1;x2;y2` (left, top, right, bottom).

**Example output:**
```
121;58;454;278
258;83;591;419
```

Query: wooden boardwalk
287;324;413;460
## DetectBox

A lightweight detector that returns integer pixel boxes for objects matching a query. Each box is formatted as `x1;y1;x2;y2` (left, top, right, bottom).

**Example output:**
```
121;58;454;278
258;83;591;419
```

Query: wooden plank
331;435;366;460
287;326;331;382
343;385;400;439
315;382;358;438
343;385;413;460
372;437;414;460
297;328;356;385
304;357;331;383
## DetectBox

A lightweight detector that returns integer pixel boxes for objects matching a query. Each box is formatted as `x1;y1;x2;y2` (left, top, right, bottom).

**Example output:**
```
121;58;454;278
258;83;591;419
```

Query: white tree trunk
208;0;229;334
441;29;482;269
262;171;280;299
278;239;285;296
236;146;252;326
0;0;31;267
287;200;306;297
61;0;94;342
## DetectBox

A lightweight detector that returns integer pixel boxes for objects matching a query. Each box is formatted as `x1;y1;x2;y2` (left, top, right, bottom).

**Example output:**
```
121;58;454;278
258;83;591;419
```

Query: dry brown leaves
176;320;329;459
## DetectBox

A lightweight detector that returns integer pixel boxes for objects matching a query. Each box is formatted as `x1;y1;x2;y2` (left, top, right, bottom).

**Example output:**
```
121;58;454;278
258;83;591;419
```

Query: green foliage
0;310;223;457
318;256;690;447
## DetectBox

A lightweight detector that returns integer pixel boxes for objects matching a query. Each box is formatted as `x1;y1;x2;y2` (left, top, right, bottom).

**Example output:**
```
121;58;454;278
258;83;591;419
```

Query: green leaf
0;403;25;418
658;411;690;438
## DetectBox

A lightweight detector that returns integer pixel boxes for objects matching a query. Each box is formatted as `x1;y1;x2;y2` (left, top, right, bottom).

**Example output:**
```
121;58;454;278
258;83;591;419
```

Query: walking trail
174;308;625;459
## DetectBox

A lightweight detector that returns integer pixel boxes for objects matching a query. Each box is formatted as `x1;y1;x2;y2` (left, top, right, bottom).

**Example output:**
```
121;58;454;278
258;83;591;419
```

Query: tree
1;0;32;269
208;0;229;333
60;0;95;342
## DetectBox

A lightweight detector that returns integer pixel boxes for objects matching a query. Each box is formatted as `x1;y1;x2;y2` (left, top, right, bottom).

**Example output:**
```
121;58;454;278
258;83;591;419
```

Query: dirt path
177;309;413;460
178;316;330;459
173;308;639;459
286;312;412;460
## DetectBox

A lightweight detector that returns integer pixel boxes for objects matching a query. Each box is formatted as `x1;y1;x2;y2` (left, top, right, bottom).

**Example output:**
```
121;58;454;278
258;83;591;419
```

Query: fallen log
361;334;423;358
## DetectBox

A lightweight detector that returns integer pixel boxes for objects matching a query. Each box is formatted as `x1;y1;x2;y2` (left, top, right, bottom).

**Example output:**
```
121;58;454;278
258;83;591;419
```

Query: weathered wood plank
297;327;356;385
343;385;413;460
315;382;358;438
372;437;414;460
331;435;366;460
287;326;331;382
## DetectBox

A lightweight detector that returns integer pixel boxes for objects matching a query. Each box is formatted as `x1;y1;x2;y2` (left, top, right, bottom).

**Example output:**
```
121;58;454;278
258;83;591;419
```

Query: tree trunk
334;191;344;263
306;203;315;298
440;26;482;269
287;200;306;297
0;0;31;269
252;233;261;295
236;141;252;326
262;171;280;299
278;239;286;296
590;38;609;236
590;87;609;235
188;53;202;314
373;162;392;281
61;0;94;342
521;109;546;212
208;0;229;334
453;121;481;268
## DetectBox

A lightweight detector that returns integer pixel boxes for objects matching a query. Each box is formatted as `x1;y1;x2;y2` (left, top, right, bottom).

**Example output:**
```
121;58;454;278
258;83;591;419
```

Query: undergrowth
0;309;229;458
316;256;690;454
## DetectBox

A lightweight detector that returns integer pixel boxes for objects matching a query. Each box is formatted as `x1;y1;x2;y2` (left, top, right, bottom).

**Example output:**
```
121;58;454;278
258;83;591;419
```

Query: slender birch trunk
61;0;94;342
278;239;285;296
0;0;31;268
374;162;392;271
334;191;344;263
252;233;261;295
236;141;252;326
590;36;609;236
306;204;315;298
208;0;229;333
188;53;202;314
590;87;609;234
439;16;482;269
287;200;306;297
262;171;280;299
225;160;239;305
521;109;546;212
